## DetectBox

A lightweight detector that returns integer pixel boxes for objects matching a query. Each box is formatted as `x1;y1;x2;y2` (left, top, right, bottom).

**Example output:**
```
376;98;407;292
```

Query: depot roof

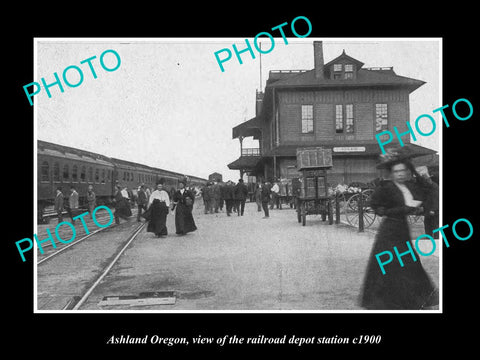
266;67;425;92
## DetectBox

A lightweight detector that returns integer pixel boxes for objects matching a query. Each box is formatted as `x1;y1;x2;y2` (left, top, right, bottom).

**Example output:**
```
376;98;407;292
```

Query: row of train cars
37;140;208;222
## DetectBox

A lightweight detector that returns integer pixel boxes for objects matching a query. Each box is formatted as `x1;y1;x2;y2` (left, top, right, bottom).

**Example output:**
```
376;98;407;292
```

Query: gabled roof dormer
324;50;364;80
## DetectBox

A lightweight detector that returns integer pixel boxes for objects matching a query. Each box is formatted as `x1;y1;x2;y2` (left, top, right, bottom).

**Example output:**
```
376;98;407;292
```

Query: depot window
344;64;354;79
336;104;354;133
301;105;314;134
333;64;342;79
375;103;388;131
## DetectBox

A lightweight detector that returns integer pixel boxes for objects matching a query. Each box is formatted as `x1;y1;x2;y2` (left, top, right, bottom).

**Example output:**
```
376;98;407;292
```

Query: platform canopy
232;116;262;140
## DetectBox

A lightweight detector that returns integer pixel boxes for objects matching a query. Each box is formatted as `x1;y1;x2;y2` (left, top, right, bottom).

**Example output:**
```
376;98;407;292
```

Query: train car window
80;166;86;182
95;168;99;183
53;162;60;182
123;171;126;181
88;167;93;182
101;169;105;183
62;164;69;181
131;172;134;182
108;170;111;181
72;165;78;182
40;161;49;182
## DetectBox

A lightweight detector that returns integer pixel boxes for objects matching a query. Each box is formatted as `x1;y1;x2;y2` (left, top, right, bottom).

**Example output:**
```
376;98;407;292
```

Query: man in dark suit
223;181;235;216
261;182;271;218
54;187;64;223
234;179;249;216
137;184;148;222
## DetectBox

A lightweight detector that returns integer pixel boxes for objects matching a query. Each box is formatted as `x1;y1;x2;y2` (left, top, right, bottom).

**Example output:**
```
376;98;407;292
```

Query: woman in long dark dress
172;179;197;235
360;152;438;310
146;179;170;237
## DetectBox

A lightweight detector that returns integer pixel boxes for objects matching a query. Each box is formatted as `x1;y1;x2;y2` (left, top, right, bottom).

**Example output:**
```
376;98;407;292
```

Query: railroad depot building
228;41;437;186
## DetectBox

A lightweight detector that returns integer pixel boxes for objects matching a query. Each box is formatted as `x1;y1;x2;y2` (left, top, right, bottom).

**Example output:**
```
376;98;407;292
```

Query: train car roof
38;140;207;182
110;157;155;171
38;141;113;167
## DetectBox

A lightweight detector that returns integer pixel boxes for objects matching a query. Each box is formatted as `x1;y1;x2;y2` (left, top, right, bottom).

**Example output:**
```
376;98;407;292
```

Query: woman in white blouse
146;179;170;237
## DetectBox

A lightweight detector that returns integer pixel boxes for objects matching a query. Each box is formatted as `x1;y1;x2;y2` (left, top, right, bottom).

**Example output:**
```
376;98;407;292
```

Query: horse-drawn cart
294;147;334;226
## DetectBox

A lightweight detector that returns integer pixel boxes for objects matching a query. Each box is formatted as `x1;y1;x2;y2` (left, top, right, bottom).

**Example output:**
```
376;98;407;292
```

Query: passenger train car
37;140;207;220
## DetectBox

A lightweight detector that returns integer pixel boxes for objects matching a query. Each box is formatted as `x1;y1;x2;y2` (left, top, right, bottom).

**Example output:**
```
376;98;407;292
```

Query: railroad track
70;222;146;310
36;218;146;311
36;208;137;259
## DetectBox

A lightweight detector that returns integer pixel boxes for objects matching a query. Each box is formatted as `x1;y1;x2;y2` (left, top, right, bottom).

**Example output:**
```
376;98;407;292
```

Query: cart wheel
301;202;306;226
345;193;360;226
345;193;377;228
362;206;377;228
361;189;376;228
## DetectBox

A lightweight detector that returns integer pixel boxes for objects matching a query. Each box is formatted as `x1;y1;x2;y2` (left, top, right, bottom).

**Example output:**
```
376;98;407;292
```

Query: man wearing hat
222;180;235;216
54;187;64;224
234;179;249;216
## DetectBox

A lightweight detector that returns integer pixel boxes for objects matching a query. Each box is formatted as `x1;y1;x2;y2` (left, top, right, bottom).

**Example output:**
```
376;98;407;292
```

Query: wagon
341;188;376;228
337;182;423;229
294;147;334;226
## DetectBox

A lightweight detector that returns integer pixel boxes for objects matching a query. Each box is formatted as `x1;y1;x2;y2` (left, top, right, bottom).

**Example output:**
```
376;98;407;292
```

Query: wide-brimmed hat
179;177;188;185
376;145;424;169
156;178;165;185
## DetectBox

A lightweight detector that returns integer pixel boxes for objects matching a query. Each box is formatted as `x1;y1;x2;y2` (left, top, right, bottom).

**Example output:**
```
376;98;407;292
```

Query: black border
7;6;478;356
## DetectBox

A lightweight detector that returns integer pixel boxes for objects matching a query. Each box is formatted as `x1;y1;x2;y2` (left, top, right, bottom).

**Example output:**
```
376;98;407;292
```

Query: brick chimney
314;41;324;79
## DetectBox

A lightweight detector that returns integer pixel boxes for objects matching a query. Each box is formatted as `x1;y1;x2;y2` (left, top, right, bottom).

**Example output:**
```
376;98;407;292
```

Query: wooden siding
275;88;410;146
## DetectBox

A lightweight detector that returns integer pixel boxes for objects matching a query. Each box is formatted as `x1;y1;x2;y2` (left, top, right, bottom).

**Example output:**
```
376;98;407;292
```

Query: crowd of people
52;178;198;238
200;179;285;219
54;184;97;224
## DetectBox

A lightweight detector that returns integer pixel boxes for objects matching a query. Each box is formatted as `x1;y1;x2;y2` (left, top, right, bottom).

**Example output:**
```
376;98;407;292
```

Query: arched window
80;166;86;182
53;162;60;182
72;165;78;182
40;161;49;182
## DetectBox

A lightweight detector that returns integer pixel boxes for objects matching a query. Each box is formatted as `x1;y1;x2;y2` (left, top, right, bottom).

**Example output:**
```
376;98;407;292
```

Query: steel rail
70;222;146;310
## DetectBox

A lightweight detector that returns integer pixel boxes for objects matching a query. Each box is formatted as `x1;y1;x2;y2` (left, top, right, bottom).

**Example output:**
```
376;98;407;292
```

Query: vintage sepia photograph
33;38;441;312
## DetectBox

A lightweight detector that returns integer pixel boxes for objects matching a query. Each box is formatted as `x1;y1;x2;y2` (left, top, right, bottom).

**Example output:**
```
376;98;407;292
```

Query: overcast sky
35;38;440;182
